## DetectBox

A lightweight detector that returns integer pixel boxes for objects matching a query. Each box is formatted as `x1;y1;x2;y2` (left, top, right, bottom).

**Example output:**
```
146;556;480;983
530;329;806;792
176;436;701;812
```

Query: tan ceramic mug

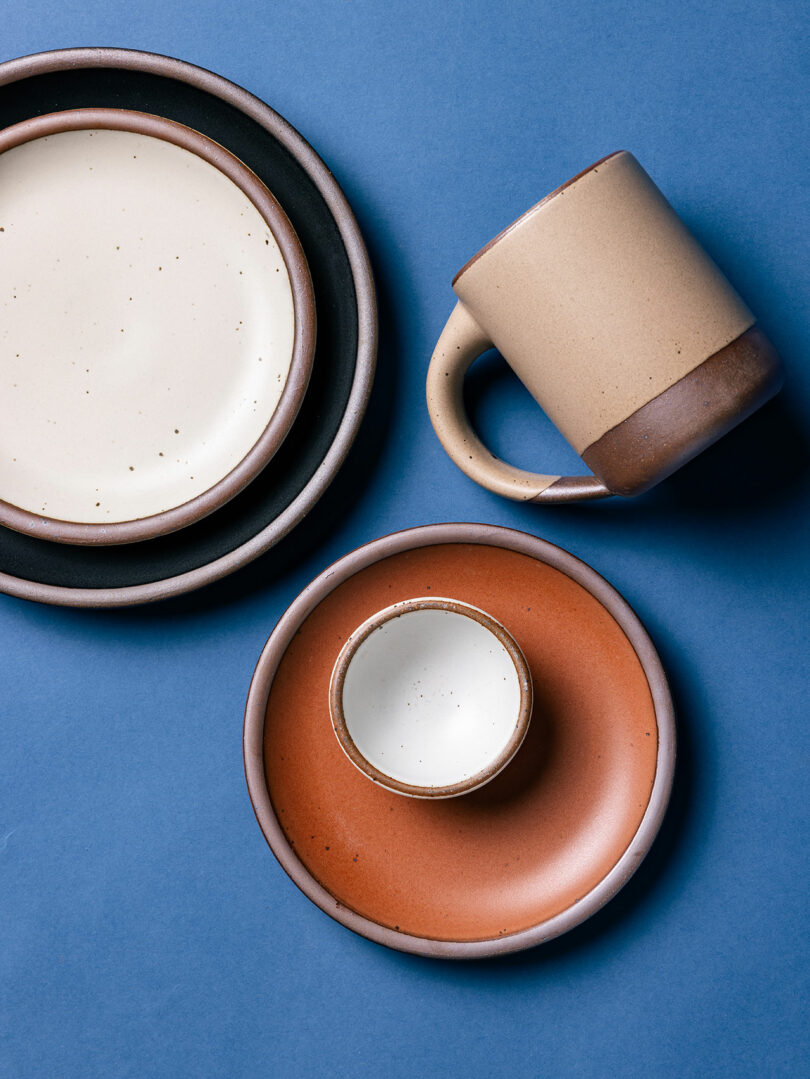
427;151;783;502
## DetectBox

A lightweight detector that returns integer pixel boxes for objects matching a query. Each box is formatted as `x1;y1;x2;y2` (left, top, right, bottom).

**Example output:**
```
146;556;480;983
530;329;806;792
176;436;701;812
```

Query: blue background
1;2;808;1076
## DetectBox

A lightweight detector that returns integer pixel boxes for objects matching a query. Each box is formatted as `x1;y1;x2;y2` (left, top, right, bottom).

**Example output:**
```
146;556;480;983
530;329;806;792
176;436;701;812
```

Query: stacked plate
0;48;376;607
244;523;676;958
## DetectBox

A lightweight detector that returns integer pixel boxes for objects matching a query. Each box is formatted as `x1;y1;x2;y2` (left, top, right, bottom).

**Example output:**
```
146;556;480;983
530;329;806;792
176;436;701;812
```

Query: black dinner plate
0;50;375;603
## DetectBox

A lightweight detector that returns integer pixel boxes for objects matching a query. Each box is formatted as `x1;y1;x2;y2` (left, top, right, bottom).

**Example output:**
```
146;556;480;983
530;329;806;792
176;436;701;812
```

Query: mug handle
426;302;612;502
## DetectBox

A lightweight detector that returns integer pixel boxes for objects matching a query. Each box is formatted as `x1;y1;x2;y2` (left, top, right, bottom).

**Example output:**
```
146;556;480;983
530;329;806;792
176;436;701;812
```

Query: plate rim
243;522;677;959
0;47;377;606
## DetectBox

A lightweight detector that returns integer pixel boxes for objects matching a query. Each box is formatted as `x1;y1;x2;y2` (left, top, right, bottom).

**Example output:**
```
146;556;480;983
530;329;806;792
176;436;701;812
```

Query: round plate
0;48;376;605
244;524;676;958
0;108;315;545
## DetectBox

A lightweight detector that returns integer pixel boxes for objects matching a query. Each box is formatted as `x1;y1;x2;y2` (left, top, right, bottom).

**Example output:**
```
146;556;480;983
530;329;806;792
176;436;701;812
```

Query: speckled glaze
426;151;782;502
0;107;316;544
329;597;533;799
243;523;676;958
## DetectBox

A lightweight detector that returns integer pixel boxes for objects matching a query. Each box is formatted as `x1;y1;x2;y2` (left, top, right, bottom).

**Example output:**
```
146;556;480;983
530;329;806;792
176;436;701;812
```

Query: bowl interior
332;598;531;795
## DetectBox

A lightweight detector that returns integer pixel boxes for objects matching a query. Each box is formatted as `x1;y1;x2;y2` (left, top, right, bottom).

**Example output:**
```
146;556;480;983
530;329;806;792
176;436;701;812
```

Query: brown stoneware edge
328;597;534;799
0;48;377;604
582;325;783;495
243;522;677;959
0;106;317;546
452;151;623;286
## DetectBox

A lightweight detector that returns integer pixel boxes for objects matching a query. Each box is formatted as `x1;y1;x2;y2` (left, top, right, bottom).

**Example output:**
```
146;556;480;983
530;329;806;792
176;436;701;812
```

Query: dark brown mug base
582;326;783;497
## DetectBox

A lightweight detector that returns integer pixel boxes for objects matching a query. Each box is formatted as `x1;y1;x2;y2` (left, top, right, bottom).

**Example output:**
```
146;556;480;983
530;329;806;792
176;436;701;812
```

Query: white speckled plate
0;107;315;545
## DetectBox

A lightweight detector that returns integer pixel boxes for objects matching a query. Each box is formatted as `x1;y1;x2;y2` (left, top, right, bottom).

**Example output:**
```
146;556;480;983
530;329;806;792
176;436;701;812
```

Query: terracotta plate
0;48;376;605
244;524;676;958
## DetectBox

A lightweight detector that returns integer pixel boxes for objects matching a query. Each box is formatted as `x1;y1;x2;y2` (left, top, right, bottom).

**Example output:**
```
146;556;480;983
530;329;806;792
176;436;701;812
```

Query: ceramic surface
0;49;376;603
244;524;676;958
427;150;782;502
0;108;316;544
329;597;533;798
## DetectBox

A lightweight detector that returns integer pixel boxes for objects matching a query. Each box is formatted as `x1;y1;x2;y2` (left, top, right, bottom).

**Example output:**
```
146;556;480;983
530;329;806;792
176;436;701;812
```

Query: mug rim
452;149;625;287
328;595;534;799
0;106;316;546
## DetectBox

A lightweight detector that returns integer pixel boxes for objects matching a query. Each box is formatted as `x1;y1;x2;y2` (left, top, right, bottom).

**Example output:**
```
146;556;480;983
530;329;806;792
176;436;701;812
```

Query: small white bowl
328;597;533;799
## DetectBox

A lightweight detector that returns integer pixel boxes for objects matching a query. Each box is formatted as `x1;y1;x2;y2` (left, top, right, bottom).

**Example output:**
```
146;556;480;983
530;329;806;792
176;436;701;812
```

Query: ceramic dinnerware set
0;48;783;958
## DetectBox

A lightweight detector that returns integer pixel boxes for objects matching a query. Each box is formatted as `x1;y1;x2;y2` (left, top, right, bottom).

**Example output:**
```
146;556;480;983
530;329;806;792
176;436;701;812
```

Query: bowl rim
328;595;534;799
243;522;677;959
0;105;316;546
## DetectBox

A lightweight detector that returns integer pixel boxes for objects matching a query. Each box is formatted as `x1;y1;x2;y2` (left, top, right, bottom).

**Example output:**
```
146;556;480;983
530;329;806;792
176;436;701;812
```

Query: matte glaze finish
427;151;781;501
0;49;376;602
244;524;676;957
454;151;754;451
329;597;533;798
0;109;315;544
582;325;783;494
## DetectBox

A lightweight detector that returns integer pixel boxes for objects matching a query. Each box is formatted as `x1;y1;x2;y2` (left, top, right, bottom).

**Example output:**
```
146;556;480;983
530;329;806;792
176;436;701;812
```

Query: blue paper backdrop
1;3;808;1076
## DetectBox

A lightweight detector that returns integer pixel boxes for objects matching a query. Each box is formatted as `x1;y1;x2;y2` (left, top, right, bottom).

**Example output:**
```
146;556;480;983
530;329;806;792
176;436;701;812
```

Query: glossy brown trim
0;48;376;604
0;107;316;545
328;597;533;799
243;523;676;959
452;151;623;286
532;475;611;503
582;325;783;496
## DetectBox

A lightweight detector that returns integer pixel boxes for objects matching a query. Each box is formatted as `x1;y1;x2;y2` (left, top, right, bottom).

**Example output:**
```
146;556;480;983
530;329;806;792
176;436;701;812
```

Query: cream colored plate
0;127;295;526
